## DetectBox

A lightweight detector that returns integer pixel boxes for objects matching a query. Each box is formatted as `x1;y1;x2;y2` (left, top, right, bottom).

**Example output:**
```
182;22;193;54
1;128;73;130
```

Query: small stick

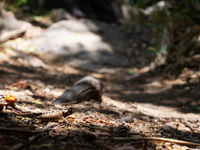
9;143;24;150
113;136;200;146
11;104;41;114
0;127;40;133
0;122;58;133
34;107;74;121
36;122;58;132
9;104;74;121
35;111;63;121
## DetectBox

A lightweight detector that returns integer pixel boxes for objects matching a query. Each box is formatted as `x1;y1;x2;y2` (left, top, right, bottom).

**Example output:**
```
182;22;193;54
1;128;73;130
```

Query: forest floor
0;12;200;150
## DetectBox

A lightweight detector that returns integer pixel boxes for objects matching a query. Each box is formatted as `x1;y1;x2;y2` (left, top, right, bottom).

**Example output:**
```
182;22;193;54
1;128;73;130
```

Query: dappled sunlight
32;19;112;54
105;68;200;114
3;18;135;72
142;78;186;94
1;1;200;149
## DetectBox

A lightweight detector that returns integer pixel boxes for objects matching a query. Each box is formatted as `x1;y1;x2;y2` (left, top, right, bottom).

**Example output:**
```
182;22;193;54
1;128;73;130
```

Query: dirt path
0;17;200;150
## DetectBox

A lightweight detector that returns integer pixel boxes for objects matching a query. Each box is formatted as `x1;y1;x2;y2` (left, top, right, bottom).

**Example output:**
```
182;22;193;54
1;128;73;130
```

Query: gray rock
32;19;132;72
0;7;28;41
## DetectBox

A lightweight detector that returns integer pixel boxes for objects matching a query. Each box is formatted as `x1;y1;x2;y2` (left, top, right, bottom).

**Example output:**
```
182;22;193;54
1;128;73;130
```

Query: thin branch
8;104;74;121
0;127;40;133
113;136;200;146
0;122;58;133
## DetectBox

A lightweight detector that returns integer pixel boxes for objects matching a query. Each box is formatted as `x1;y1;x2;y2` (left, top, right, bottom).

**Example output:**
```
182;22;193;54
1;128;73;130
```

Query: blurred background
1;1;200;149
1;0;200;72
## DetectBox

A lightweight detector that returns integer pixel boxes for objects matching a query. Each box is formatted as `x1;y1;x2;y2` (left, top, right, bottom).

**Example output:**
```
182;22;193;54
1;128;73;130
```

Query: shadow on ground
106;71;200;114
1;60;200;114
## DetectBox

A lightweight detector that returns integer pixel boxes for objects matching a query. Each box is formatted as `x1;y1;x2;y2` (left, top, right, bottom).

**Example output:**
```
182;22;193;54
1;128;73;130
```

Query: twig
0;127;40;133
11;104;41;114
9;143;24;150
35;111;63;120
8;104;74;121
34;107;74;121
113;135;200;146
0;122;58;133
36;122;58;132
